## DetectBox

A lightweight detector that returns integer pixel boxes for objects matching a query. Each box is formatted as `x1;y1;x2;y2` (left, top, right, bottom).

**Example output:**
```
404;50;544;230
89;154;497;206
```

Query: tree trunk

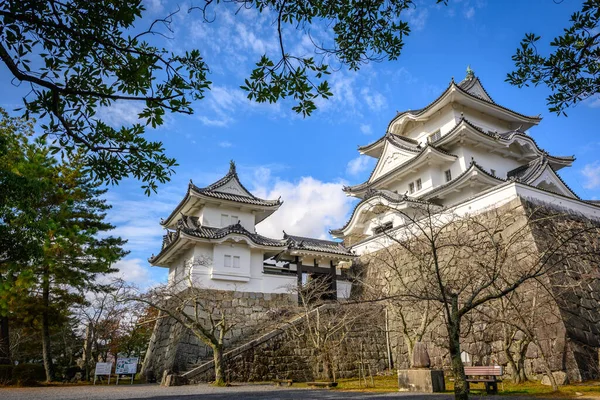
41;266;55;382
448;298;468;400
0;315;10;365
82;323;93;381
212;344;225;386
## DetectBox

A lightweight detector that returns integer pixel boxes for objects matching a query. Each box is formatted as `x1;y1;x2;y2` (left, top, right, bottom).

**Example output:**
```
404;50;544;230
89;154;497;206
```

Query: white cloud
405;8;429;31
252;173;355;240
346;156;373;176
110;258;157;289
582;161;600;189
586;95;600;108
464;7;475;19
97;102;144;127
360;124;373;135
219;141;233;148
143;0;164;15
196;85;281;127
361;88;386;111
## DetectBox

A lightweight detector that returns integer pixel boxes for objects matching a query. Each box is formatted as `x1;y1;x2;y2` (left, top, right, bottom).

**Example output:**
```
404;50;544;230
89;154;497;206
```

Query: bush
0;364;12;385
13;364;46;386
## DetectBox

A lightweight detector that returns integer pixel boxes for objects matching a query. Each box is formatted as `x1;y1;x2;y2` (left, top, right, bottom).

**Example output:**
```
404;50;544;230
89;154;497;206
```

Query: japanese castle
150;161;354;298
331;68;599;254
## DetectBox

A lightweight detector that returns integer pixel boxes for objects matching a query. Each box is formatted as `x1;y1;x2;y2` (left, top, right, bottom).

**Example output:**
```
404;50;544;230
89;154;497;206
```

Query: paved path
0;383;549;400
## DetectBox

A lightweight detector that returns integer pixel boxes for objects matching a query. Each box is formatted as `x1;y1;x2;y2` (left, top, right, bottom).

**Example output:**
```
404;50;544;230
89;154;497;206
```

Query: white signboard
94;362;112;385
115;357;138;384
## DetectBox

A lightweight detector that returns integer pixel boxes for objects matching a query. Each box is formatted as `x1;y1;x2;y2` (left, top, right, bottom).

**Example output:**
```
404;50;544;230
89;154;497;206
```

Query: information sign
94;362;112;385
115;357;138;384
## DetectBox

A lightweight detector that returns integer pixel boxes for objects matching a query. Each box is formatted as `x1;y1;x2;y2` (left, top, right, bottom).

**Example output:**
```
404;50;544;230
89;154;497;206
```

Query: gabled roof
161;161;282;228
457;74;494;102
284;232;355;257
418;161;505;201
386;73;542;135
358;133;421;158
331;189;436;237
150;215;288;266
344;145;457;196
190;161;281;207
432;118;574;170
507;156;579;199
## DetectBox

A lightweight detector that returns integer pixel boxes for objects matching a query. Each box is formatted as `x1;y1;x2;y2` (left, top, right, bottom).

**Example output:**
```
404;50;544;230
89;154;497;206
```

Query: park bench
306;381;338;389
273;379;293;386
464;366;503;394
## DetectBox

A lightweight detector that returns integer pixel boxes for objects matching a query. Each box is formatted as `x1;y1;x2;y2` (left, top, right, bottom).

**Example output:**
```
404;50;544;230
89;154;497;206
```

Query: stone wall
141;291;296;379
357;197;600;383
184;304;390;383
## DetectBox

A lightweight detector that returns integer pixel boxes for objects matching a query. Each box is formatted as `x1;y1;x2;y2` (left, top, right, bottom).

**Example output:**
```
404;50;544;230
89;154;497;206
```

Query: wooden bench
273;379;293;386
464;366;503;394
306;381;338;389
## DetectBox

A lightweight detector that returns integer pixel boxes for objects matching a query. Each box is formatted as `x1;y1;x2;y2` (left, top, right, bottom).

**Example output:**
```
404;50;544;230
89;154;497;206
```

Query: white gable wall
402;106;458;145
202;204;256;231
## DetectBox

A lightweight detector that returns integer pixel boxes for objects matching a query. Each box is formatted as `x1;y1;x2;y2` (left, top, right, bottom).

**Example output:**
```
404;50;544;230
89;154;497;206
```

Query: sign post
115;357;138;385
94;362;112;385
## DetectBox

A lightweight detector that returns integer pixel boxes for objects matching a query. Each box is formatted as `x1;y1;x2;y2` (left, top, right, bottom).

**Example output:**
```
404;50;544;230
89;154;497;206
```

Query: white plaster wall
455;146;522;179
364;209;406;236
351;182;600;256
201;204;256;231
337;281;352;299
403;107;458;145
460;109;512;133
371;143;417;182
212;242;252;281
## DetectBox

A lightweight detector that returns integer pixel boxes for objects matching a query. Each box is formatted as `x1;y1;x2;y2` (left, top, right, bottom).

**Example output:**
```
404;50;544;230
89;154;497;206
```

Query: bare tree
130;272;251;386
289;278;372;382
364;198;598;400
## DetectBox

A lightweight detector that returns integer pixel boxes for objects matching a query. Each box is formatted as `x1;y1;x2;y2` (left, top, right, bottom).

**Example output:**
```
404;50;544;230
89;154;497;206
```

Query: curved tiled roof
190;161;281;207
330;189;435;236
418;160;505;201
358;133;421;155
507;156;579;199
457;76;495;103
161;161;281;227
344;144;457;194
433;118;575;165
386;76;541;134
284;232;355;257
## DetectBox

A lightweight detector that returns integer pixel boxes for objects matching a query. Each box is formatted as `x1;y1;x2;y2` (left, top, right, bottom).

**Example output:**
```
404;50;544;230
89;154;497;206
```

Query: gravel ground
0;383;549;400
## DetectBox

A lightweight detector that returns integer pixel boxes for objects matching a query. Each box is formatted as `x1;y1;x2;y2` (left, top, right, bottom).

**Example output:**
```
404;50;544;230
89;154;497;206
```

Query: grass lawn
295;375;600;398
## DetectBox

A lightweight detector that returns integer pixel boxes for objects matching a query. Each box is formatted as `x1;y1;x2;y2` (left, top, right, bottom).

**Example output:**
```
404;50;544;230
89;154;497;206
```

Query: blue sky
2;0;599;288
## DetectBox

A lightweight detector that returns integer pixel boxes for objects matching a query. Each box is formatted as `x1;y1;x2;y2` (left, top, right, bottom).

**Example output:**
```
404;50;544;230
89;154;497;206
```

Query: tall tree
0;0;444;192
0;110;53;364
507;0;600;115
32;154;127;381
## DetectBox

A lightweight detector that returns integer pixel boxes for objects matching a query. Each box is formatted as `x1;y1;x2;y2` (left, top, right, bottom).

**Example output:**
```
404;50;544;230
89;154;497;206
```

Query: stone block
398;369;445;393
541;371;568;386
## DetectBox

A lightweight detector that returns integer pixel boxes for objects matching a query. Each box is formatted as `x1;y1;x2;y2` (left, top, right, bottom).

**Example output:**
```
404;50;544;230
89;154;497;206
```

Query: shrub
0;364;13;385
13;364;46;386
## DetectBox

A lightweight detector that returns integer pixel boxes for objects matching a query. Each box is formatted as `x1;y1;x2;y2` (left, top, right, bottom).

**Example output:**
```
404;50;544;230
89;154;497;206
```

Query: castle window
224;255;232;268
416;178;422;191
444;169;452;182
233;256;240;268
409;182;415;194
221;214;230;227
373;221;393;234
231;215;239;224
428;130;441;143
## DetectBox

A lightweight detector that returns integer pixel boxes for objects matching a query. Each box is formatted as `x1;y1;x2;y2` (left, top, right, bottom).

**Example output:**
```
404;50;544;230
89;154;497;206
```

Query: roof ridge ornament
466;65;475;80
229;159;236;174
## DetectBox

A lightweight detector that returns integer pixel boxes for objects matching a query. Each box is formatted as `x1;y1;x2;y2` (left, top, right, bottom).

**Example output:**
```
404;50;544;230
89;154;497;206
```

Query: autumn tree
0;0;446;192
1;125;127;380
507;0;600;115
366;199;598;400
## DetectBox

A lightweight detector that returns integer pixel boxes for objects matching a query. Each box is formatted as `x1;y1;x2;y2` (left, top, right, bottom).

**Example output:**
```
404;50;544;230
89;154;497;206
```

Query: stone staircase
181;304;333;382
